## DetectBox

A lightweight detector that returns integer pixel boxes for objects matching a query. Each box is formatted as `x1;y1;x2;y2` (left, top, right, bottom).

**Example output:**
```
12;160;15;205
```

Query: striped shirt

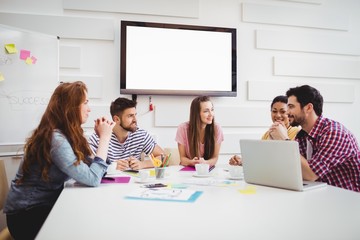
88;128;156;161
296;115;360;192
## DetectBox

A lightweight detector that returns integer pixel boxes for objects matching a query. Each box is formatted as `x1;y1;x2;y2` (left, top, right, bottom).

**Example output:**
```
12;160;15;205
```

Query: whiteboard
0;24;59;144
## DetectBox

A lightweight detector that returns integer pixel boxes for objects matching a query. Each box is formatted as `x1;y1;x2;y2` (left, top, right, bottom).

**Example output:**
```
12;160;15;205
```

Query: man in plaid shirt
270;85;360;192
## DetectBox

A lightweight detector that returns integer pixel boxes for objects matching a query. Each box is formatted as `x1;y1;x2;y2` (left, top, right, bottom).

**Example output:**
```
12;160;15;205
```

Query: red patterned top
296;116;360;192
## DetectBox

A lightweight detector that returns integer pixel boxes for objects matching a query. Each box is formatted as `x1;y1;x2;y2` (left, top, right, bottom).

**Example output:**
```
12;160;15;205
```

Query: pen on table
128;154;135;168
163;153;171;167
102;177;115;181
160;153;165;167
150;153;156;163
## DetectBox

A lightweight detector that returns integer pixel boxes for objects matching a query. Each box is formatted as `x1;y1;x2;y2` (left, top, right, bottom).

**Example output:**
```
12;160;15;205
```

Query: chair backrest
163;148;180;166
0;160;14;240
0;227;13;240
0;160;9;210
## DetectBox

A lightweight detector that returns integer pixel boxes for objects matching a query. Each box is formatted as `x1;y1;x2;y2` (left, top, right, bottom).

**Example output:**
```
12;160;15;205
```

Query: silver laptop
240;139;327;191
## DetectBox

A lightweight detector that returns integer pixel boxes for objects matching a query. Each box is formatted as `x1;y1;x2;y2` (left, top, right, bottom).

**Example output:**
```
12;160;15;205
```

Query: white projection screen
120;21;237;96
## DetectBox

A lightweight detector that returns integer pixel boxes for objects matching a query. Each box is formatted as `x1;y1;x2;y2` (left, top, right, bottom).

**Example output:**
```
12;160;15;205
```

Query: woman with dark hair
4;81;115;239
175;96;224;167
261;95;300;140
229;95;301;166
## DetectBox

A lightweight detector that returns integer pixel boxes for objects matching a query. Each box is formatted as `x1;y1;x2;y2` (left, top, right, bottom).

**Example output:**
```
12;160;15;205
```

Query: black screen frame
120;20;237;97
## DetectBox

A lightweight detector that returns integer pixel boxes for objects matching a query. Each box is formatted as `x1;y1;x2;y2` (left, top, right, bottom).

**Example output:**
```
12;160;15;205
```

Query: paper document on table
125;188;202;203
182;179;240;187
182;178;217;185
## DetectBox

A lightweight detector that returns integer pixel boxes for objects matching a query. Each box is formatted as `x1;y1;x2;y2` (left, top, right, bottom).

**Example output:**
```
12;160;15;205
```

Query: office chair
0;160;13;240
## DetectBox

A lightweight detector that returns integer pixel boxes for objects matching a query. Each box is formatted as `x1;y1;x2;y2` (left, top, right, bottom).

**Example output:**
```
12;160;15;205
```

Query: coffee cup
139;170;150;182
229;165;243;179
195;163;209;176
107;161;118;174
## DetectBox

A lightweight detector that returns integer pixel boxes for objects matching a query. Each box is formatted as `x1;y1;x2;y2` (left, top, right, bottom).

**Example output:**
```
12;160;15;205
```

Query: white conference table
36;164;360;240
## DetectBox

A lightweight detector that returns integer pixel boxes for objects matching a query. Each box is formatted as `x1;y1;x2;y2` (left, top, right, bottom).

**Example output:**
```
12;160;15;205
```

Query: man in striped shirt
88;97;164;170
271;85;360;192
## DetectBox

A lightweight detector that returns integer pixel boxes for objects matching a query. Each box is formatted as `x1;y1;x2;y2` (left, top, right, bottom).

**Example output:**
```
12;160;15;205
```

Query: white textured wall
1;0;360;155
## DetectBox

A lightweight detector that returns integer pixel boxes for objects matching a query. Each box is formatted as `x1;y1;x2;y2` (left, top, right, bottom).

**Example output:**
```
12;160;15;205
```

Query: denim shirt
4;130;108;214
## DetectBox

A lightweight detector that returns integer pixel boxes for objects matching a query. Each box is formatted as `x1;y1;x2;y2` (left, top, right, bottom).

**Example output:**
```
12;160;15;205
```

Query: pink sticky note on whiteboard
20;50;31;60
31;56;37;64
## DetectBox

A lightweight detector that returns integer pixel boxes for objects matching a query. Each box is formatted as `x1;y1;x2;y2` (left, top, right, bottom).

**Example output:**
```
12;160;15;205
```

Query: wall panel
82;104;112;128
63;0;199;18
155;105;270;127
223;132;265;154
59;75;103;99
256;30;360;56
1;0;359;150
59;46;81;68
278;0;322;4
242;3;349;30
274;56;360;80
0;12;114;40
248;81;355;103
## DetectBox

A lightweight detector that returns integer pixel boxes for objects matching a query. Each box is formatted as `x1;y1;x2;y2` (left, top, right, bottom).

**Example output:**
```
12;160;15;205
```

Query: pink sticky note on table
179;166;196;171
20;50;31;60
179;165;215;172
101;176;131;184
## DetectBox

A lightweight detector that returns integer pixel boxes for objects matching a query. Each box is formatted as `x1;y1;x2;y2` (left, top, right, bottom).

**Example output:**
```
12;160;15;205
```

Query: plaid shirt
296;115;360;192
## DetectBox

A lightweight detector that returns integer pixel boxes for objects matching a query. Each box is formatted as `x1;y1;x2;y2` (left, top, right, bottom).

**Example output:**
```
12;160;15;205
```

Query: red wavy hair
19;81;91;183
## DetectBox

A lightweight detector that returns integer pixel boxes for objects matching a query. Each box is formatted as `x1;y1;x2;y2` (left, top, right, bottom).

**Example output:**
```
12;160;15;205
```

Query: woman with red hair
4;81;115;239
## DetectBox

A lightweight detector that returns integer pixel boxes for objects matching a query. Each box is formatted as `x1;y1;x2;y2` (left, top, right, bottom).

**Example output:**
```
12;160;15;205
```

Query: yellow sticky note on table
5;44;17;54
238;186;256;194
149;169;155;177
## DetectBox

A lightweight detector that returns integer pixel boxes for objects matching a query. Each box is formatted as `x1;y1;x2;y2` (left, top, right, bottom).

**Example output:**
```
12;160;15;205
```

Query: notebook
239;139;327;191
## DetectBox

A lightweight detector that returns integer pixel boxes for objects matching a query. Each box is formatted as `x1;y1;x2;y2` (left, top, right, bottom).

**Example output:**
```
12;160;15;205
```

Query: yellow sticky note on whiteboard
25;57;33;65
0;72;4;81
5;44;18;54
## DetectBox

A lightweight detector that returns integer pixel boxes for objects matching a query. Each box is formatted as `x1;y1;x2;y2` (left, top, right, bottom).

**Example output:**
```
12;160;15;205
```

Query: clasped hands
268;121;288;140
229;155;242;166
115;156;143;171
94;116;115;139
189;157;206;166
